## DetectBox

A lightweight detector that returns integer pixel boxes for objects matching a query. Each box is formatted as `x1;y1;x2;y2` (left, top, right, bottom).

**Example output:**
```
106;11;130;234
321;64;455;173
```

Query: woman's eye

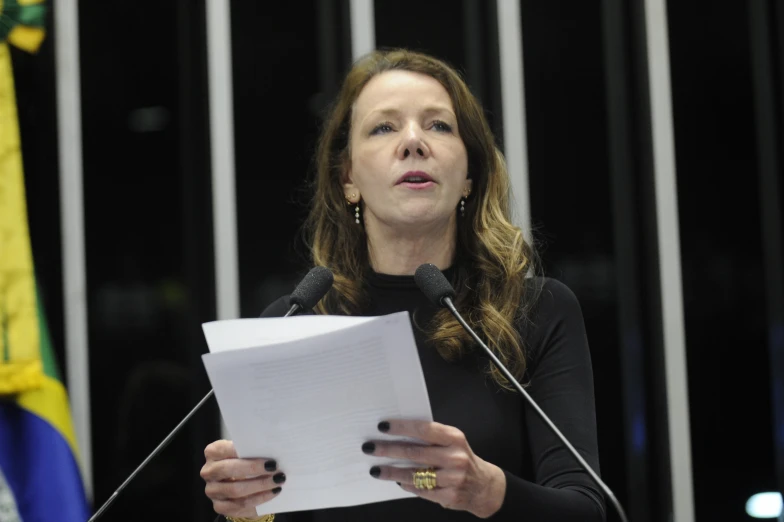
370;122;394;135
432;120;453;133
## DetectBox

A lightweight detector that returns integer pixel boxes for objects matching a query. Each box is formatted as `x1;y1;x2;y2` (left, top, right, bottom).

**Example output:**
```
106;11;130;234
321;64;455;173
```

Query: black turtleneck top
258;269;606;521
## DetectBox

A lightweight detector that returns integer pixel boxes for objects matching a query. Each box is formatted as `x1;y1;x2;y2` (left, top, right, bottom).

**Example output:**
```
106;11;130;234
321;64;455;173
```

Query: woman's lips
398;181;436;190
396;171;435;184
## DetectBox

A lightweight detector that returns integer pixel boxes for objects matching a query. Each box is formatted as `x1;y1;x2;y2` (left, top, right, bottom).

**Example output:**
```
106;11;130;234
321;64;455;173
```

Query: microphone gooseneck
88;390;216;522
413;263;629;522
88;266;334;522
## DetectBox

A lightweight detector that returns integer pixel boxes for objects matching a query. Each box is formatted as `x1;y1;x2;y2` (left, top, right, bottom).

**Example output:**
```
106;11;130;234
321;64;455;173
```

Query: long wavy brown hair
304;49;538;388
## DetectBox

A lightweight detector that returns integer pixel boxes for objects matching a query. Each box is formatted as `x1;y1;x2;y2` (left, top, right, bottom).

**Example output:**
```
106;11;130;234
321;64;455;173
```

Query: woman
200;49;606;522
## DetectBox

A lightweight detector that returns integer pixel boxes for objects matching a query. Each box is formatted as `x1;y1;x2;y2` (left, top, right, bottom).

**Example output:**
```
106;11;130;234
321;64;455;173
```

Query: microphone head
414;263;456;307
289;266;334;309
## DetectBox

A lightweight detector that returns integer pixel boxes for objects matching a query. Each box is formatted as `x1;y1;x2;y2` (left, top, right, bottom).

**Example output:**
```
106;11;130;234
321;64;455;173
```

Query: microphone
88;266;334;522
414;263;629;522
287;265;334;314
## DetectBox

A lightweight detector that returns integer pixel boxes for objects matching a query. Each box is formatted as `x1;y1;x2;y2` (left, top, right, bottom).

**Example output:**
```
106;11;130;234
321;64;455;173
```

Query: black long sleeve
490;279;605;520
257;273;606;521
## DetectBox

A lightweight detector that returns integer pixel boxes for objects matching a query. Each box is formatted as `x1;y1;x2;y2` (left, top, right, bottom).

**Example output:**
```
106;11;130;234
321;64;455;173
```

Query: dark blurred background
12;0;783;520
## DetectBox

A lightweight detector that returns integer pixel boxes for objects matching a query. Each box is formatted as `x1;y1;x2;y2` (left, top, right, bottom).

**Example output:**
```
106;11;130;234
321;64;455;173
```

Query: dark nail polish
378;421;390;433
396;482;401;486
273;472;286;484
264;460;277;472
362;442;376;454
272;487;282;494
370;466;381;478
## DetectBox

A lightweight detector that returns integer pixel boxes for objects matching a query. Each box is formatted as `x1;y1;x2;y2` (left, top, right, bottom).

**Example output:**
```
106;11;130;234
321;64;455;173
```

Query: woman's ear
463;178;473;198
342;165;360;204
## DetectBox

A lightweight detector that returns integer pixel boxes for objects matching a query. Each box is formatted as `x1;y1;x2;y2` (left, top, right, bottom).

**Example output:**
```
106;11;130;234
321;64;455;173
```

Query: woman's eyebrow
420;106;456;118
367;106;455;119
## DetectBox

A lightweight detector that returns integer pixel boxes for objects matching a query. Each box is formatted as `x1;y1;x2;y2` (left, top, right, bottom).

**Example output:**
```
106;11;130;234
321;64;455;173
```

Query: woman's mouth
399;180;436;189
396;171;436;188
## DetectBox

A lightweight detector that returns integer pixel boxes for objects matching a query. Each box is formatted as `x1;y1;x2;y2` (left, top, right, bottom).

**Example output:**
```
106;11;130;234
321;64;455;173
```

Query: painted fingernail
378;421;390;432
396;482;401;486
370;466;381;478
362;442;376;454
264;460;277;472
272;487;282;494
273;472;286;484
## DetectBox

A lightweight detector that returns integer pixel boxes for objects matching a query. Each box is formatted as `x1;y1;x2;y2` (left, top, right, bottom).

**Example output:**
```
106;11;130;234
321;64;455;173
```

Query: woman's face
344;70;471;232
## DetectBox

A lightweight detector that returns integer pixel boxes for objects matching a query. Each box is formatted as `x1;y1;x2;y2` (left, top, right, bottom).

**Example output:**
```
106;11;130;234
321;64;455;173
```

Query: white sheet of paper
201;311;433;516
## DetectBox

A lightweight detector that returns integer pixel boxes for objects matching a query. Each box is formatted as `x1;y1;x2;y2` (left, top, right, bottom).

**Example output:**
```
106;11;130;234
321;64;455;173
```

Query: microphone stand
88;390;215;521
441;296;629;522
88;306;301;522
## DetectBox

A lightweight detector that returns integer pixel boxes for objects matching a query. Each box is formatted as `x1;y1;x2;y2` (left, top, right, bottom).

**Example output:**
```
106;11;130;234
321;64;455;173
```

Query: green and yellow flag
0;1;91;518
0;0;48;396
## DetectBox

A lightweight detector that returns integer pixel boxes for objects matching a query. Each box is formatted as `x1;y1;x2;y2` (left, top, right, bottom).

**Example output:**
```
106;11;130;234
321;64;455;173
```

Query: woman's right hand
201;440;285;518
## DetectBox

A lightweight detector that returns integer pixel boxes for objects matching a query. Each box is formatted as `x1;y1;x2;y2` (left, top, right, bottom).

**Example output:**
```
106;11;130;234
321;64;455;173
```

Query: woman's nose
403;147;425;158
398;124;430;159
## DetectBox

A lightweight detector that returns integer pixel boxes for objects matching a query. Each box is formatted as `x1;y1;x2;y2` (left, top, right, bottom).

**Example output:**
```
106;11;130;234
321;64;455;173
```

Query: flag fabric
0;1;91;520
0;467;23;522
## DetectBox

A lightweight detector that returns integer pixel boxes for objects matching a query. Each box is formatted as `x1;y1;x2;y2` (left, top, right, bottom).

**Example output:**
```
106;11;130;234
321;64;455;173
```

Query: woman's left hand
363;419;507;519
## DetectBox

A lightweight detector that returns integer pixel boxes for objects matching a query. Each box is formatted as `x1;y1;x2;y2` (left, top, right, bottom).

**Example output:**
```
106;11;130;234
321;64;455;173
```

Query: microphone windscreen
414;263;455;307
289;266;334;309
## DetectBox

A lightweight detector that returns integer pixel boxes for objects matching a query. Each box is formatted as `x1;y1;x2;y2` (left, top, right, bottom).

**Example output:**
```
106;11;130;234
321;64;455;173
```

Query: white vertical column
496;0;531;238
644;1;695;521
349;0;375;60
54;0;92;500
206;0;239;441
205;0;239;324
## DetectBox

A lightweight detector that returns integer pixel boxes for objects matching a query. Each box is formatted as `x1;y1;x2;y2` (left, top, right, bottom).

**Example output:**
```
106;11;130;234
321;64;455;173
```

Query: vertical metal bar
748;0;784;500
54;0;93;501
643;0;695;520
205;0;239;325
496;0;531;238
205;0;239;442
349;0;375;60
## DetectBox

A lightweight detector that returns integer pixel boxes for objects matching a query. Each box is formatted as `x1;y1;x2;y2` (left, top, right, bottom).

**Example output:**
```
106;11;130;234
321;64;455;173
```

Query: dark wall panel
80;1;217;520
232;0;351;319
667;1;777;520
520;1;630;516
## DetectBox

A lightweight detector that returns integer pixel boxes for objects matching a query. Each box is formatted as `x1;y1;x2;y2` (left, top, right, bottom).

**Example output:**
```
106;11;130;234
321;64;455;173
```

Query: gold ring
412;467;437;490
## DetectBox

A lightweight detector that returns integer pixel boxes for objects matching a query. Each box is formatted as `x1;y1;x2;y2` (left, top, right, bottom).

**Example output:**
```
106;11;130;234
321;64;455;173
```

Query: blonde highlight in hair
304;49;538;388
